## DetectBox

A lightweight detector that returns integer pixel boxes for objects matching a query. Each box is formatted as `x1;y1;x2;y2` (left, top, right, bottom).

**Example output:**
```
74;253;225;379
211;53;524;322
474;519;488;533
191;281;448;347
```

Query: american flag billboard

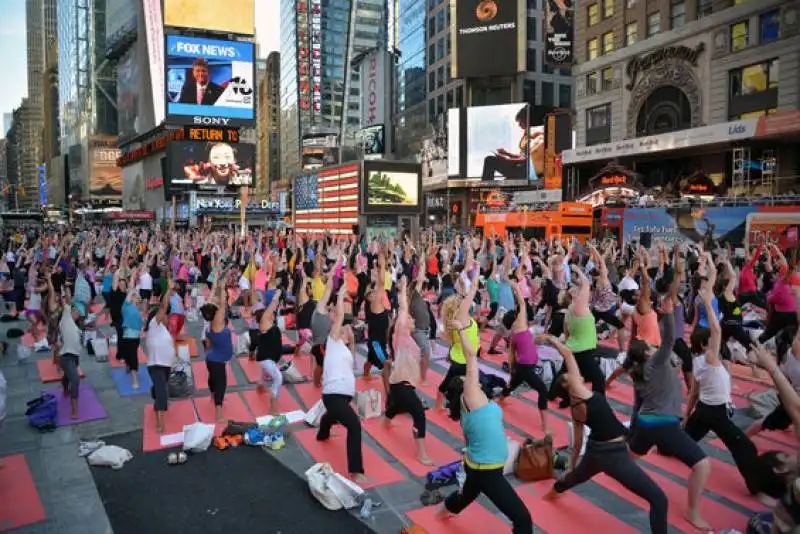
293;163;360;235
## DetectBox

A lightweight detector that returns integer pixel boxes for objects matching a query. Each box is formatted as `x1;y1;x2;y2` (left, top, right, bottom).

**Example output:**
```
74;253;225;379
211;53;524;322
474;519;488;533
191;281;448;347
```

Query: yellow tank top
449;320;479;365
311;276;326;301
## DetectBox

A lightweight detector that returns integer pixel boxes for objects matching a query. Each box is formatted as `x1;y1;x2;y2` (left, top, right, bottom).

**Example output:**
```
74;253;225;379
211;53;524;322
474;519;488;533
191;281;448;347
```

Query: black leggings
118;337;140;372
438;361;467;394
503;363;549;410
385;382;426;438
592;308;624;330
722;322;754;351
206;361;227;406
549;349;605;400
317;394;363;474
554;440;667;534
148;365;170;412
674;337;693;374
445;465;532;533
684;401;761;494
759;311;798;363
739;292;767;309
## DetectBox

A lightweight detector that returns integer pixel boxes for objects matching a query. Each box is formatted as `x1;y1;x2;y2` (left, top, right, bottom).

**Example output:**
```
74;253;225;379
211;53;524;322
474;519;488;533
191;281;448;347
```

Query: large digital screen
360;125;385;157
466;103;544;181
90;141;122;200
169;141;254;188
544;0;574;65
165;35;255;126
116;46;139;140
164;0;255;35
447;109;460;176
366;170;419;207
454;0;525;79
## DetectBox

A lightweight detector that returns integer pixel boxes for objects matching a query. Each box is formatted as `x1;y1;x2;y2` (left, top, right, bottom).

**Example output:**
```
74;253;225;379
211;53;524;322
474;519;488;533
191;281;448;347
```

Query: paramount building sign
625;43;705;90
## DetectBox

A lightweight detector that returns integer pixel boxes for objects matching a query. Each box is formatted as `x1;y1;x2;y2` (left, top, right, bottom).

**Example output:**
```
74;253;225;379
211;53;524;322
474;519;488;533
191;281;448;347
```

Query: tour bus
474;202;594;242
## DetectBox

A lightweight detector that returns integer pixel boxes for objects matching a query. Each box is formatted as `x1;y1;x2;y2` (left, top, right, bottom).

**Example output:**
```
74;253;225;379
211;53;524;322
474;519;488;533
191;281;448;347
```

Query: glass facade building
393;0;427;158
280;0;387;181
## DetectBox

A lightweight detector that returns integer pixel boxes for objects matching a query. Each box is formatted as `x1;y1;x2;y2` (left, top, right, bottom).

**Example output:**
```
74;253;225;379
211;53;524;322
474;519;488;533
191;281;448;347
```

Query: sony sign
193;117;232;126
360;49;388;129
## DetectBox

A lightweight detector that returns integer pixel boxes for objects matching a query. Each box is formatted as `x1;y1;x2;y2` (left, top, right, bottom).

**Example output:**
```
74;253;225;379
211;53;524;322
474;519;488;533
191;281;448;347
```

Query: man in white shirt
139;270;153;301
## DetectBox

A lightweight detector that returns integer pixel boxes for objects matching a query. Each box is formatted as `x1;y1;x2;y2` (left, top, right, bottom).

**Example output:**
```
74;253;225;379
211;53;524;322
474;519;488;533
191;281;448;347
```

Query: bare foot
351;473;370;485
71;410;79;420
383;417;397;428
542;487;562;501
215;407;224;422
156;423;164;435
421;380;429;386
131;380;140;390
417;455;434;466
436;505;455;520
685;511;712;532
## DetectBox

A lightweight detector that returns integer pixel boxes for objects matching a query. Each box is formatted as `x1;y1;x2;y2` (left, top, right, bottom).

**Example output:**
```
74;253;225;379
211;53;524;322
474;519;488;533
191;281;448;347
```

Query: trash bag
168;370;194;398
183;422;215;453
87;445;133;469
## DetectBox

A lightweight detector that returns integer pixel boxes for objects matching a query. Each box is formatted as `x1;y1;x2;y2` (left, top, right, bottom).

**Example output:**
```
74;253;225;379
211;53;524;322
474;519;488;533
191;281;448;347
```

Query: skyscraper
392;0;427;158
280;0;387;181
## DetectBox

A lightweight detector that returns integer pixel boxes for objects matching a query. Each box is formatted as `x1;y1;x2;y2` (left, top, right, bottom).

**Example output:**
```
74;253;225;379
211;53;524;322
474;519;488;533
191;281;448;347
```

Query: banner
544;0;574;65
117;46;140;140
163;0;255;35
360;49;390;128
453;0;525;79
90;142;122;200
622;207;756;246
143;0;165;125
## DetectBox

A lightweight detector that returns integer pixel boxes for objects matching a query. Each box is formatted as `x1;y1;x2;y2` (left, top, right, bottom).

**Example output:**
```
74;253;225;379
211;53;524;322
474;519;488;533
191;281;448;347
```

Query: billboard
163;0;255;35
165;35;255;126
302;134;339;170
169;141;254;188
465;103;544;181
143;0;165;126
360;49;390;128
117;46;140;140
296;0;322;116
420;135;447;187
294;164;359;235
453;0;525;79
447;109;460;176
362;161;422;214
544;0;574;65
360;125;386;158
622;207;756;247
90;144;122;200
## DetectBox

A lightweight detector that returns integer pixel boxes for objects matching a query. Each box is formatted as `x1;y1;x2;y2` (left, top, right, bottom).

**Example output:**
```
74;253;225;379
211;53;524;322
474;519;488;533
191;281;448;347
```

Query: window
588;4;600;26
697;0;713;18
587;104;610;128
760;10;780;43
437;38;445;60
626;22;638;46
603;0;614;18
670;0;685;29
527;49;537;72
428;43;435;65
528;16;537;40
446;62;452;83
437;66;444;88
731;21;749;51
586;72;598;95
437;94;444;115
455;86;463;107
602;32;614;54
429;71;436;92
524;80;536;104
428;16;435;39
542;50;553;73
647;12;661;37
602;67;614;90
428;99;436;123
436;10;444;33
542;82;554;107
559;85;572;108
447;36;451;55
587;37;599;60
735;109;777;119
729;59;779;97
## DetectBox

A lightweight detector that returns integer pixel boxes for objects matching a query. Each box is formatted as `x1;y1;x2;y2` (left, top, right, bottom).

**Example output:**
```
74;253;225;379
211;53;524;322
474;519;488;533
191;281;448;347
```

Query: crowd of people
2;223;800;532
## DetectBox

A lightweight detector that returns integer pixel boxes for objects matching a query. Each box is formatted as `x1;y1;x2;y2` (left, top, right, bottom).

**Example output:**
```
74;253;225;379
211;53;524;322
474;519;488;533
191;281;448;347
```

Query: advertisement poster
447;109;460;176
163;0;255;35
301;134;339;170
622;207;757;246
454;0;523;78
466;103;544;181
360;125;385;157
91;144;123;199
366;170;419;207
170;141;254;187
117;46;140;140
165;35;255;125
420;135;448;186
544;0;574;65
360;49;389;128
746;209;800;249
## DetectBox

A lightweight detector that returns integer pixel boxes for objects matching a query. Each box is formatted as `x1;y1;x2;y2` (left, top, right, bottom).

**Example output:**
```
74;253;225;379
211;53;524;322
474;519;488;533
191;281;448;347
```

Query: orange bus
475;202;594;242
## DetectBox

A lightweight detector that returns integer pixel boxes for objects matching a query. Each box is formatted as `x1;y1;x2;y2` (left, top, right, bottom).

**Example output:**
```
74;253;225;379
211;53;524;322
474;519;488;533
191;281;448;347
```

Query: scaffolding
761;148;777;195
731;146;751;195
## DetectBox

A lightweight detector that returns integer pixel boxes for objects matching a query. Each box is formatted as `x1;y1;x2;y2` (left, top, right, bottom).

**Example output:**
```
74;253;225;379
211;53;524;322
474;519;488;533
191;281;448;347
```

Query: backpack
25;392;58;432
478;371;506;399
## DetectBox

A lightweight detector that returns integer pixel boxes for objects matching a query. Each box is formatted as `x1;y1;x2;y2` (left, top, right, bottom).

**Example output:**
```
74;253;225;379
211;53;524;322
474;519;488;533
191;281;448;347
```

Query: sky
0;0;28;136
0;0;280;137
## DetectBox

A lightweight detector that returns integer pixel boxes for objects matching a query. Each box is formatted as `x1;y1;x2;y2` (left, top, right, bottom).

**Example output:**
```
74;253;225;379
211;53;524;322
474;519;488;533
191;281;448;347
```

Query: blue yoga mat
110;366;153;396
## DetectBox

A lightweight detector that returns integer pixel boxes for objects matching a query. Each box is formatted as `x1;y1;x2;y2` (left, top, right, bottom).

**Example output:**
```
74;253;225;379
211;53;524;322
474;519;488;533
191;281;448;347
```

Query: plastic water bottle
359;498;373;519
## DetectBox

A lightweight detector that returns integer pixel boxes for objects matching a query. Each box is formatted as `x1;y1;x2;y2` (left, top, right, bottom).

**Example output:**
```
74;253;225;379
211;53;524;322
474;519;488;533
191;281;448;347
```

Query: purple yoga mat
46;382;108;426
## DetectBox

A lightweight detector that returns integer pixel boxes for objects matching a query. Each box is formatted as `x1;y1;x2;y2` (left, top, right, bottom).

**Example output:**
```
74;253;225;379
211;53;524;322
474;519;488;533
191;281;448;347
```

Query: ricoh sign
360;49;389;129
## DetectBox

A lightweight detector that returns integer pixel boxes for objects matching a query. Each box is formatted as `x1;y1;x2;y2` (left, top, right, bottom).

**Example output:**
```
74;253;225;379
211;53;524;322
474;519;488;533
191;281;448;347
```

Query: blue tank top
461;402;508;466
206;327;234;363
121;301;142;338
696;295;720;328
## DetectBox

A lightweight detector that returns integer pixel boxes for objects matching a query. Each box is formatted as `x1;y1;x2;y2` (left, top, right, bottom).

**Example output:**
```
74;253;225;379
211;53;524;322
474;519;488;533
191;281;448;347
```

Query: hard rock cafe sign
625;42;705;90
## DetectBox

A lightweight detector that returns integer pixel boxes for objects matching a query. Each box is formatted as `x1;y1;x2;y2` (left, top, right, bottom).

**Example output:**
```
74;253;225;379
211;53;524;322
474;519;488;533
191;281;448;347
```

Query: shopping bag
328;471;364;509
515;435;554;481
182;422;215;453
234;331;250;355
280;360;306;383
304;399;326;427
356;389;382;420
503;437;522;476
177;343;191;362
92;338;109;362
305;463;343;510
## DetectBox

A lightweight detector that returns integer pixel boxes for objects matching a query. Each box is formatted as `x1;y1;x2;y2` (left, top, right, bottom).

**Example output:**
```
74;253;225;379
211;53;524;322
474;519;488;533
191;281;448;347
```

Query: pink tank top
633;309;661;347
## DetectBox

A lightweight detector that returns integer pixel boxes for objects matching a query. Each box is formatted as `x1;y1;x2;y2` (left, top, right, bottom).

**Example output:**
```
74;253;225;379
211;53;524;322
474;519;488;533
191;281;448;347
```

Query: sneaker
264;432;285;450
34;339;50;352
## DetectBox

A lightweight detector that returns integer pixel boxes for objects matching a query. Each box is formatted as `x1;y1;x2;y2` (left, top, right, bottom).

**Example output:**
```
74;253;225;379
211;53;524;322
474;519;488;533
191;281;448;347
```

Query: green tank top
449;319;479;365
566;311;597;353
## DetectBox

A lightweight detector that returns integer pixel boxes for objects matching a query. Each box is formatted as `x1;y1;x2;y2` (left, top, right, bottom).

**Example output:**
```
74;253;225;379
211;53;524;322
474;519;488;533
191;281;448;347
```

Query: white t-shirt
238;275;250;291
322;337;355;397
146;317;176;367
139;272;153;290
618;276;639;292
693;356;731;406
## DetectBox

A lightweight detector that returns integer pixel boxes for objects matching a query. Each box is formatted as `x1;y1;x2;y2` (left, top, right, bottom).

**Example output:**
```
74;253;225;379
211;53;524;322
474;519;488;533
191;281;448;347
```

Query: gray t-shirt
634;313;680;417
410;291;430;332
311;310;332;347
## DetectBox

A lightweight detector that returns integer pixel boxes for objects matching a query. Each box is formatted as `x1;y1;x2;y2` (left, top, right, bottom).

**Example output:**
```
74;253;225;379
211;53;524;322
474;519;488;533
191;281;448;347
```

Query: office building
565;0;800;199
391;0;428;159
43;38;62;205
258;51;282;198
58;0;118;200
5;100;40;210
2;114;12;138
279;0;388;181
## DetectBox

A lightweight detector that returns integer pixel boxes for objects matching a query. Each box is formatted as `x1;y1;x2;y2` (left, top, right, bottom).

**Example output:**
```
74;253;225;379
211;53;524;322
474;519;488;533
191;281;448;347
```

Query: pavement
0;297;777;534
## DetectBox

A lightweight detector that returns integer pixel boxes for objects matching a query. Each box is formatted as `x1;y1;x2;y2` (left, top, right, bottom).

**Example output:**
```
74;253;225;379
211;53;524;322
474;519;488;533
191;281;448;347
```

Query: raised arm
329;283;347;341
211;278;226;333
459;323;488;411
569;264;591;315
154;279;174;326
260;289;282;331
700;284;722;365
